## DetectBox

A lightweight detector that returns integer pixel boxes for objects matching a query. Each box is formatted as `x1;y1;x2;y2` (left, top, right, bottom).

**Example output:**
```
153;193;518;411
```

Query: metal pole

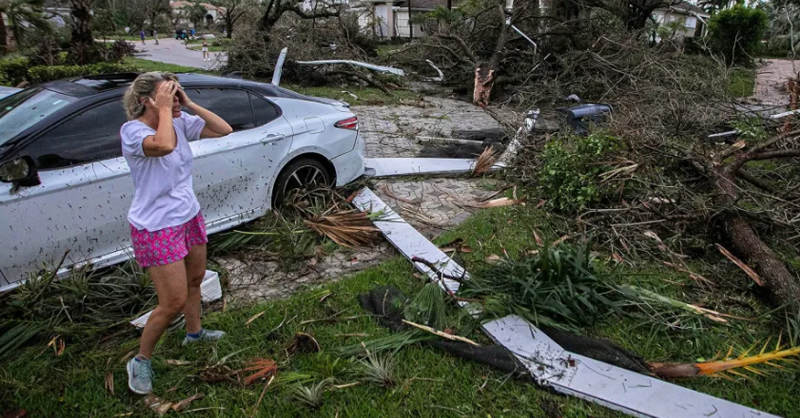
408;1;413;39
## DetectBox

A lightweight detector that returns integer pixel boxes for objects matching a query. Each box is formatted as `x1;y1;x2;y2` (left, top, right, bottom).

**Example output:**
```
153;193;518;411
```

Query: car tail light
334;117;358;130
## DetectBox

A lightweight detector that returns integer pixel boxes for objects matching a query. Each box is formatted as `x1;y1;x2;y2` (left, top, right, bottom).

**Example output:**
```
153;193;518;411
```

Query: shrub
27;63;137;84
708;6;769;65
538;130;622;213
105;39;136;62
0;57;32;86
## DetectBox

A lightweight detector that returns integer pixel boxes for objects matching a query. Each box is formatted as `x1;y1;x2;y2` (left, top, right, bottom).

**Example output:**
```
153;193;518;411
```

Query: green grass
729;67;756;98
123;57;211;74
187;45;227;52
0;198;797;417
287;85;420;106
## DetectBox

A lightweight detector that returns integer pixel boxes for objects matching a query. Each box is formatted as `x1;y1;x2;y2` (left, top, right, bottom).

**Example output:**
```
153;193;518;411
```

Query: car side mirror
0;157;40;187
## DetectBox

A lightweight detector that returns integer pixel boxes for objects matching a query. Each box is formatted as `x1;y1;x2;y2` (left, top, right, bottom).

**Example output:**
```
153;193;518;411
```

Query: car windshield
0;88;76;146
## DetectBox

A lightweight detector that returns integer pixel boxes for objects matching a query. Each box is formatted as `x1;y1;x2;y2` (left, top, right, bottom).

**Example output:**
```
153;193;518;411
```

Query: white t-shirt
120;112;205;232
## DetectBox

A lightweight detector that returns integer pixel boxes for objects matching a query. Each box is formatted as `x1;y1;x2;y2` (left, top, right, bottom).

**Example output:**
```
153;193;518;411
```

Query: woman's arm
142;82;178;157
176;89;233;139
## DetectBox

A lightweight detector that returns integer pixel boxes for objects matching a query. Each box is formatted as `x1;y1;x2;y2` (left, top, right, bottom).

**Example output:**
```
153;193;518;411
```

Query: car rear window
0;88;75;146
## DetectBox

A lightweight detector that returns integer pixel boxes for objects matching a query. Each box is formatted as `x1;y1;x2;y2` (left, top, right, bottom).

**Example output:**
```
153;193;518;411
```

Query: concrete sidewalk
132;38;227;71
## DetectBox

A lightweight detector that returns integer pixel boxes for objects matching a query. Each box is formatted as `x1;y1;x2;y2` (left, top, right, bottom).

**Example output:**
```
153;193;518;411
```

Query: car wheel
272;158;333;206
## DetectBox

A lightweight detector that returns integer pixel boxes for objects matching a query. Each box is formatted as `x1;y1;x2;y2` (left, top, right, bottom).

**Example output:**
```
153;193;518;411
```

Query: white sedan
0;73;364;291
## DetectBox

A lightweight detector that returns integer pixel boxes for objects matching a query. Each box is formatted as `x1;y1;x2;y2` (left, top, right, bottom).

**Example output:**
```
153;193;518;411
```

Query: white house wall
393;9;426;38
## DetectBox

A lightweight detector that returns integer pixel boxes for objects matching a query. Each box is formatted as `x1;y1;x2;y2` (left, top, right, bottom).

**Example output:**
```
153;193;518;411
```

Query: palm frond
650;338;800;379
472;146;497;176
304;210;381;248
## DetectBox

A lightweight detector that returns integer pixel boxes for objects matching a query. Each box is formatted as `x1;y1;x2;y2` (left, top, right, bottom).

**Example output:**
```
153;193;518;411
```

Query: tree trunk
226;21;233;38
472;6;512;107
724;215;800;305
68;0;97;65
258;14;277;42
0;12;8;55
714;165;800;307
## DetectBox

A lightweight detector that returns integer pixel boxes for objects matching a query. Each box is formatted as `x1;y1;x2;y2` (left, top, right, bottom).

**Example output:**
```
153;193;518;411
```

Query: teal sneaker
182;328;226;346
126;357;154;395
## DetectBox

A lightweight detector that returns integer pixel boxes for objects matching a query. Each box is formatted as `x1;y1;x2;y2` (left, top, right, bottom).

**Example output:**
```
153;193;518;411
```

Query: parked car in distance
0;73;364;290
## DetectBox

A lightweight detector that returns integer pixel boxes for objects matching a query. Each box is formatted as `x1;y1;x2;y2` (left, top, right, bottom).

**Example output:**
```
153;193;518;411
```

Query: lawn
123;57;212;74
729;67;756;98
0;195;796;417
187;45;227;52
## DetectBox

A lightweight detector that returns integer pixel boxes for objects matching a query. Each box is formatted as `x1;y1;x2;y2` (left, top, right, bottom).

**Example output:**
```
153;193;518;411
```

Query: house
357;0;709;40
354;0;461;38
652;2;710;39
169;0;224;28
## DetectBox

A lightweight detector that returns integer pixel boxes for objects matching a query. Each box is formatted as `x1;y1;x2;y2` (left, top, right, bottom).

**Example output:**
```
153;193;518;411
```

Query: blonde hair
122;72;179;120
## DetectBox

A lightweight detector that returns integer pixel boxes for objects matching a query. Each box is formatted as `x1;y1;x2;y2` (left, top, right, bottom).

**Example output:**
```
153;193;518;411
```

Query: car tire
272;157;333;206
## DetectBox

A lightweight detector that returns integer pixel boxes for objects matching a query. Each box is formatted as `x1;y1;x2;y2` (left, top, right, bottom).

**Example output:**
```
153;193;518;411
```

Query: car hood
0;86;21;100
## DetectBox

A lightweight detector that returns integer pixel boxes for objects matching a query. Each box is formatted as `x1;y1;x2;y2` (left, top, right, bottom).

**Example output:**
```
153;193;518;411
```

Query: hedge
0;57;32;87
27;63;137;84
1;60;136;87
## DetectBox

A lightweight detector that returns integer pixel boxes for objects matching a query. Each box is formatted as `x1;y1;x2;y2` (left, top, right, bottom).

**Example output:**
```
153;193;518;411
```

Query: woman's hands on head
149;81;178;113
175;86;193;107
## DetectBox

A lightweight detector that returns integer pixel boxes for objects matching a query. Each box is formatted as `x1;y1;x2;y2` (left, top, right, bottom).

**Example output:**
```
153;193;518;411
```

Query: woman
202;38;209;62
121;72;233;395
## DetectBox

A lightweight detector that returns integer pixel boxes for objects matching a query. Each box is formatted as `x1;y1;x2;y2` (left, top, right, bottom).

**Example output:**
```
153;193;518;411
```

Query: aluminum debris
130;270;222;328
351;188;465;293
363;158;504;178
271;47;289;86
483;315;778;418
769;108;800;119
295;60;405;76
425;59;444;82
498;108;539;165
353;187;780;418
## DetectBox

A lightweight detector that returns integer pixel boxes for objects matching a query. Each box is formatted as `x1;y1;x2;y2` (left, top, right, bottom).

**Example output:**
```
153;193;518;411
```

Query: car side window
250;93;280;126
29;99;127;170
184;88;255;134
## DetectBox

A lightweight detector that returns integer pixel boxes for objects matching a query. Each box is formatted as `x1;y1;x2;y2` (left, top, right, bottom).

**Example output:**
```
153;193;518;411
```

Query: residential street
133;37;227;70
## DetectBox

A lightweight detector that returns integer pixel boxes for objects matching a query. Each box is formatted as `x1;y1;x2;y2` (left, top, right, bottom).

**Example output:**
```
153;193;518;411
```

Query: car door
0;99;132;288
184;87;294;234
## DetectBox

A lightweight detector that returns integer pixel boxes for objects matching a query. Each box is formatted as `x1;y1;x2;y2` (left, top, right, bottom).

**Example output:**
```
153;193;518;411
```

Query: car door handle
260;134;284;144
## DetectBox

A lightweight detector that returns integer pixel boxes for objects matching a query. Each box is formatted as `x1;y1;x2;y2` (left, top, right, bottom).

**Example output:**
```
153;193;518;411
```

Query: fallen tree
497;32;800;309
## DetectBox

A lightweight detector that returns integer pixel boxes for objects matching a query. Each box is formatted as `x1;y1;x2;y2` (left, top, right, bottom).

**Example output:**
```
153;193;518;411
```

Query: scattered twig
245;311;266;327
402;319;480;346
716;244;764;286
250;376;275;418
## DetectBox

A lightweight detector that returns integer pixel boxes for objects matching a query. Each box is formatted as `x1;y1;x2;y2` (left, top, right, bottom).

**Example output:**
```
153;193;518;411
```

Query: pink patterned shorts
130;212;208;268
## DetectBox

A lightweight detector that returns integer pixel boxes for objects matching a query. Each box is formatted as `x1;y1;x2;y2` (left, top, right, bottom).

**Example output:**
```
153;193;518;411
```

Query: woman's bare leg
182;244;207;334
138;261;188;359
